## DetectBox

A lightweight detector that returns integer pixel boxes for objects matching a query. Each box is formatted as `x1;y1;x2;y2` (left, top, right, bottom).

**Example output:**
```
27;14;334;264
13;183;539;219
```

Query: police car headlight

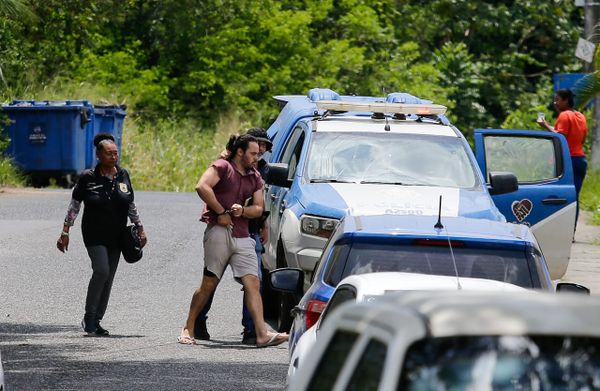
300;216;339;238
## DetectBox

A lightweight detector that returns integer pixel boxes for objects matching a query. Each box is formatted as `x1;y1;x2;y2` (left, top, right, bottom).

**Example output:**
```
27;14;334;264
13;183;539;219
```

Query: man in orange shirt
537;89;588;233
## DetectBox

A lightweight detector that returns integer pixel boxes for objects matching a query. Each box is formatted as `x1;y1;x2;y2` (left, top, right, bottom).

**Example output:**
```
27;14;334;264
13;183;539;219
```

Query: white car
286;272;527;386
0;349;4;391
288;290;600;391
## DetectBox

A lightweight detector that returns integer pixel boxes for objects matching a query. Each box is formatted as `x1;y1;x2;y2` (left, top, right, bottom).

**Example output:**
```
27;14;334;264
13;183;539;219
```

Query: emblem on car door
512;199;533;222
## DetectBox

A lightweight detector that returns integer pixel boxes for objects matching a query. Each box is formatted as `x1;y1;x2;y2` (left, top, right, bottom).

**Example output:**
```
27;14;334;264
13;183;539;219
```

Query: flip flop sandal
177;335;197;345
256;332;287;348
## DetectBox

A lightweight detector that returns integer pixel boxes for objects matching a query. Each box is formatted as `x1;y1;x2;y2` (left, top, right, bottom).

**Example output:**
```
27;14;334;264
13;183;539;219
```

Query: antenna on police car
434;195;443;229
434;195;462;290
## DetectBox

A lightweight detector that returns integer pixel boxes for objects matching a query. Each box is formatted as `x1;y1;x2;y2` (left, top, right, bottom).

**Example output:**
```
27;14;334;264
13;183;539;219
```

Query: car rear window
324;243;535;288
398;335;600;390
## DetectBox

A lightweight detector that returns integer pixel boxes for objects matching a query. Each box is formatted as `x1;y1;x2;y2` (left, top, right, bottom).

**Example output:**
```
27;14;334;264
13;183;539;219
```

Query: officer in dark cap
245;127;272;178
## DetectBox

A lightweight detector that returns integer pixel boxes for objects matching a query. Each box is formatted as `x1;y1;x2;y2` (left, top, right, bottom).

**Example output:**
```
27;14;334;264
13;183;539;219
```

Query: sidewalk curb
561;211;600;293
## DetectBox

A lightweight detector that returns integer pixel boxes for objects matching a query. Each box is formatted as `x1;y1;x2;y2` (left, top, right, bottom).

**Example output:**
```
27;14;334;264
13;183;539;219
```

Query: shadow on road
0;322;287;391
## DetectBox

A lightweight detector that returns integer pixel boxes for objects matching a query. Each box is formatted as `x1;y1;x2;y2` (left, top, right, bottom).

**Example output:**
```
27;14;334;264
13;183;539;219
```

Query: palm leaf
0;0;36;21
573;72;600;110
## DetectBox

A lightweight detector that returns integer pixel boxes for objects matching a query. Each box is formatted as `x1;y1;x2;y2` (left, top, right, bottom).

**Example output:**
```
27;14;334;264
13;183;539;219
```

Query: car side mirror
264;163;292;188
556;282;590;295
488;171;518;195
269;268;304;295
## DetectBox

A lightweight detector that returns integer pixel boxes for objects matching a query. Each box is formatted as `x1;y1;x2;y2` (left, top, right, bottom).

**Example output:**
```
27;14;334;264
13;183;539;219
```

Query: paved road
561;211;600;293
0;189;288;391
1;189;599;390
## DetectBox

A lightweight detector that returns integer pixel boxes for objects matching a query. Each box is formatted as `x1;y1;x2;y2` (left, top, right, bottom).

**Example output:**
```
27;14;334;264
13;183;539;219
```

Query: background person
178;134;287;347
537;89;588;232
240;128;271;343
56;133;147;336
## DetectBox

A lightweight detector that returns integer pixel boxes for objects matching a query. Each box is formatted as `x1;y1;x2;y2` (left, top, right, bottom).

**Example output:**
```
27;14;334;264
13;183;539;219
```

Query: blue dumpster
553;73;587;93
92;105;126;166
553;73;594;108
1;100;94;186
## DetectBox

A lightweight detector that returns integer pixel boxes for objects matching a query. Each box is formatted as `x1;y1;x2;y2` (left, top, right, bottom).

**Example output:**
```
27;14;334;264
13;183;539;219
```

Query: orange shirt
554;110;587;157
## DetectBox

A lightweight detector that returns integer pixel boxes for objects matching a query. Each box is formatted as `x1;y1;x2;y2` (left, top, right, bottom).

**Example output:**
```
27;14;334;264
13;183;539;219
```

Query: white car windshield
306;132;478;188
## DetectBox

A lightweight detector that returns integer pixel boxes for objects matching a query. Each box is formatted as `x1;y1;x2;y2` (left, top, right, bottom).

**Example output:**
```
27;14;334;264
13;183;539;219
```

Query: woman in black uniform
56;133;147;336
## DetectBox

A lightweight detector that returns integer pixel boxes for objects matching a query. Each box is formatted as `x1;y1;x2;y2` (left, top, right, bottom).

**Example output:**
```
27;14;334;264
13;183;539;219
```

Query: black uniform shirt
249;158;269;234
72;165;134;248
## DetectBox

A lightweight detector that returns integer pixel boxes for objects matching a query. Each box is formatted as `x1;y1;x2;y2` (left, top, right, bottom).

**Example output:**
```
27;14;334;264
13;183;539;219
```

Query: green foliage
0;0;590;192
580;170;600;225
0;0;35;19
120;113;251;192
398;0;582;132
501;77;555;130
1;0;585;123
434;42;485;134
72;46;170;115
0;156;25;187
573;36;600;109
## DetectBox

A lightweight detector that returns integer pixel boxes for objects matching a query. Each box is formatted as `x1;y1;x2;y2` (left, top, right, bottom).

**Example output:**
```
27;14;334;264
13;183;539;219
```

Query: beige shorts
203;224;258;280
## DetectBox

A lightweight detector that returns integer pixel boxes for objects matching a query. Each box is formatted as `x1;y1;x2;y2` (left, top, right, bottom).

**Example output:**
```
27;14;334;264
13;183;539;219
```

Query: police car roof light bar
315;100;447;116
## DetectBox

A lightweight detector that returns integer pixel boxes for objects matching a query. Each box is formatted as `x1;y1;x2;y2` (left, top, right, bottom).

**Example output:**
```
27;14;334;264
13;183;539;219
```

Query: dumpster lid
2;100;93;111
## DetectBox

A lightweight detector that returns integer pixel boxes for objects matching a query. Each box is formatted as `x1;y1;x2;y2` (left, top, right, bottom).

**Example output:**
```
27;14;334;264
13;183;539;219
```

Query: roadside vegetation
581;170;600;224
0;0;598;221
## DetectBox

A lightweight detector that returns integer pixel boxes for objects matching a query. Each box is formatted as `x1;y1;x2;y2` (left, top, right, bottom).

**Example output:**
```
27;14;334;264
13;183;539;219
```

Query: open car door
474;129;576;279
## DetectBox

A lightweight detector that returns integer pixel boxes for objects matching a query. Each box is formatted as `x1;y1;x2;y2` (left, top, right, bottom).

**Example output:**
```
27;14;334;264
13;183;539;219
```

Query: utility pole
585;0;600;168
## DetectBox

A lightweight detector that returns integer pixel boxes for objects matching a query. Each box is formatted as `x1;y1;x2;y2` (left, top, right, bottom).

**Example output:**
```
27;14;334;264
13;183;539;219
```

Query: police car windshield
307;132;478;188
324;243;536;288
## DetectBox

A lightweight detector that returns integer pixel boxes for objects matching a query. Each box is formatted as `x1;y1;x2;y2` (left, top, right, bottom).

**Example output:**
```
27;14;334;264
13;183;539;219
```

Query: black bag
121;225;143;264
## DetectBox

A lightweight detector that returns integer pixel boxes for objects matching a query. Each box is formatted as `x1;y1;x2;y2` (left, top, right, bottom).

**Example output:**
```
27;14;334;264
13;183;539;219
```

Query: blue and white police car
270;213;588;353
263;88;577;329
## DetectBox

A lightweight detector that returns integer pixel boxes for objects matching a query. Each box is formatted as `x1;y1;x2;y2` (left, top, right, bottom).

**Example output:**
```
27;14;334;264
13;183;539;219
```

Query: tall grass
120;112;253;192
580;169;600;225
0;156;24;187
6;78;600;226
3;78;261;192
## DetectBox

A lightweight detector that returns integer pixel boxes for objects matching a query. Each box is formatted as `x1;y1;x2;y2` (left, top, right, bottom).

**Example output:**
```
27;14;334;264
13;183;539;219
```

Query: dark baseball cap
246;128;272;151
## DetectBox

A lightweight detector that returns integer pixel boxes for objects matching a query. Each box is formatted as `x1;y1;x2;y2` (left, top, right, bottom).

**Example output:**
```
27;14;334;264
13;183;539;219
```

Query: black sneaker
95;324;110;337
242;329;257;345
194;319;210;341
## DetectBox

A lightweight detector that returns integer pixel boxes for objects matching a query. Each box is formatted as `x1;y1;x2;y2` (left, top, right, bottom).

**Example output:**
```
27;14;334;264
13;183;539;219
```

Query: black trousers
85;245;120;323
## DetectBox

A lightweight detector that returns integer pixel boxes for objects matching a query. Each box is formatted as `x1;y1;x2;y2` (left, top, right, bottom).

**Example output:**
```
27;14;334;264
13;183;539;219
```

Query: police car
263;88;577;328
270;213;589;352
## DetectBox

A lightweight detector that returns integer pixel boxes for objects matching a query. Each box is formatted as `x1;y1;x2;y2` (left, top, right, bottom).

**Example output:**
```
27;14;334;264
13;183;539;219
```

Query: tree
573;43;600;167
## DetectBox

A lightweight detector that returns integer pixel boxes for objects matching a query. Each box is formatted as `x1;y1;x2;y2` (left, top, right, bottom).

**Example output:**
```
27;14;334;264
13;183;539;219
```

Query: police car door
474;129;576;279
265;125;306;268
